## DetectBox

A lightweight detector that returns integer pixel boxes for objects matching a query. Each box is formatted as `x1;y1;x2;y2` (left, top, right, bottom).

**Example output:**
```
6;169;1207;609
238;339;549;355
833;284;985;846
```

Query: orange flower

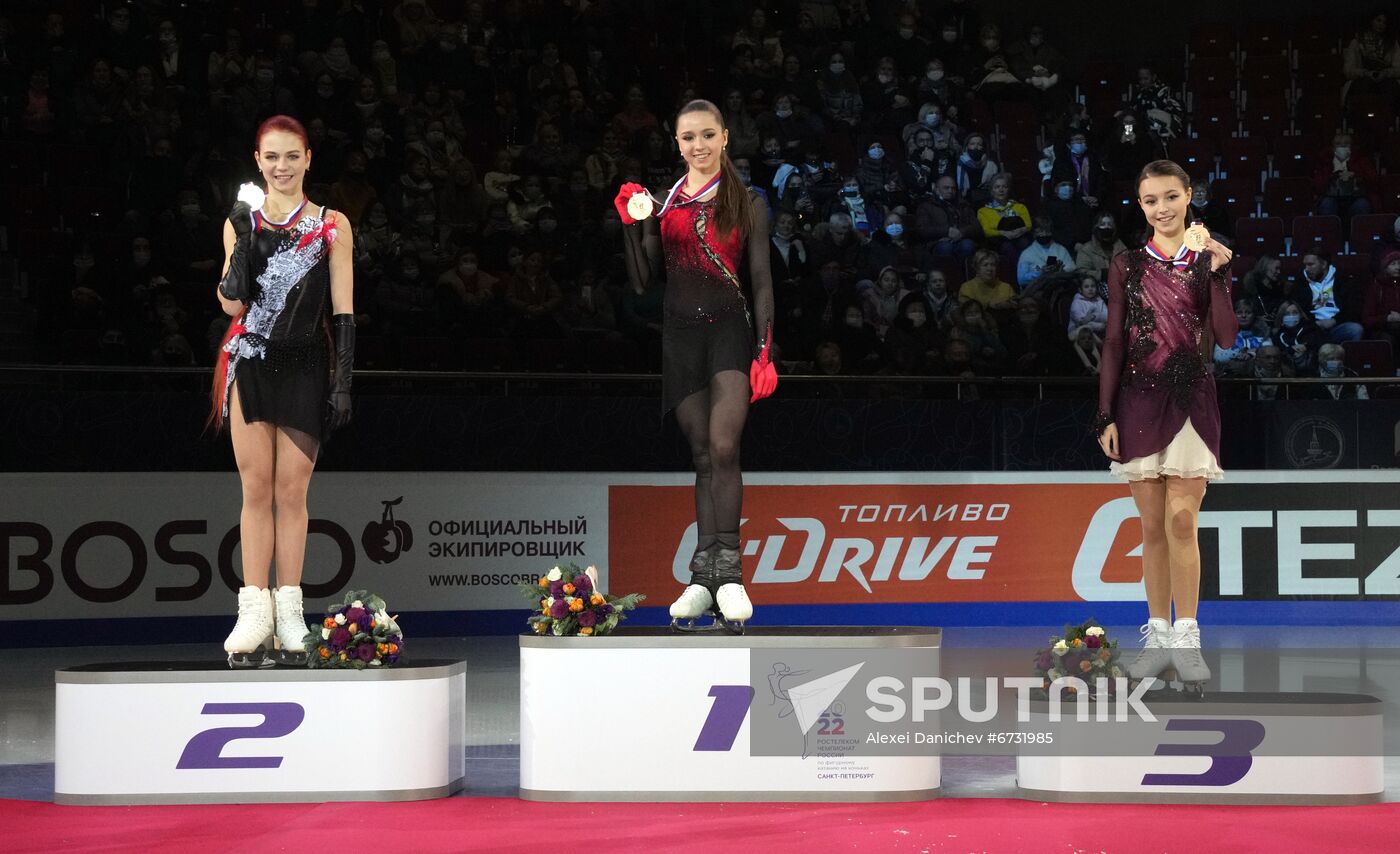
533;622;547;634
1099;650;1112;662
1069;638;1082;647
538;577;548;588
579;627;594;636
388;643;399;653
348;623;359;634
319;648;330;659
1079;660;1093;672
590;594;605;606
323;617;336;629
377;643;388;654
338;652;347;661
541;602;551;614
569;598;584;612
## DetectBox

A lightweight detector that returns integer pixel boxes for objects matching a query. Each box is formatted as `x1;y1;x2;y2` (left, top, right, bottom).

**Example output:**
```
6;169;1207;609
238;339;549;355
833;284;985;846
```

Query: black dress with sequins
221;207;334;442
1097;247;1237;463
622;188;774;413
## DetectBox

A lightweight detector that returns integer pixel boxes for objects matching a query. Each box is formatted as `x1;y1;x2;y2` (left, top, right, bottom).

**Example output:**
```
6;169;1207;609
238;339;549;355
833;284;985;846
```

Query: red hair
255;114;309;152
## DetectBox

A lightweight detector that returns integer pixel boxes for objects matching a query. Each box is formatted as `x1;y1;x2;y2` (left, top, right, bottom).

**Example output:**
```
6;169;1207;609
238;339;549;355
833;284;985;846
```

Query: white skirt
1110;418;1223;482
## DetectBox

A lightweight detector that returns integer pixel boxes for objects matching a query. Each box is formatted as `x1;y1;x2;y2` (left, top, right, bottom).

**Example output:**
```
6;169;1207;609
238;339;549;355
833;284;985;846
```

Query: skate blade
227;650;274;669
670;617;739;634
269;649;308;667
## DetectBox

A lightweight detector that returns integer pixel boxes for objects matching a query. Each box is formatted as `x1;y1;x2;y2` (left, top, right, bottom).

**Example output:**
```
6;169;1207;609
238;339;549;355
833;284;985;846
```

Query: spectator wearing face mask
769;210;808;350
952;298;1006;371
856;140;903;204
824;175;885;239
889;14;931;81
916;60;961;113
915;175;981;258
1305;343;1369;399
1003;296;1071;376
862;56;915;134
758;95;816;158
883;292;943;375
1343;12;1400;108
1069;211;1125;281
859;213;916;278
1188;179;1232;240
437;248;502;336
1043;179;1095;248
1213;298;1268;377
818;51;863;127
1050;131;1103;208
978;174;1033;257
955;132;999;206
1010;24;1065;99
834;302;884;370
1314;132;1377;224
1270;299;1323;376
1017;217;1077;287
1302;251;1365;344
902;102;960;154
1068;274;1109;335
1363;251;1400;346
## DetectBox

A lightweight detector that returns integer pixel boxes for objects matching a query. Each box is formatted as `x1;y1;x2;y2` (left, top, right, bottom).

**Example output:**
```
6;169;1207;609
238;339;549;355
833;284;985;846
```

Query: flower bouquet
520;564;644;637
303;590;404;669
1032;618;1122;697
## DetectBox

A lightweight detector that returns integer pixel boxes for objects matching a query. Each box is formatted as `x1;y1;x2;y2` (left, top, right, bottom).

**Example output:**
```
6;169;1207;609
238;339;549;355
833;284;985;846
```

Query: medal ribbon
258;196;310;228
1145;239;1195;269
656;172;723;218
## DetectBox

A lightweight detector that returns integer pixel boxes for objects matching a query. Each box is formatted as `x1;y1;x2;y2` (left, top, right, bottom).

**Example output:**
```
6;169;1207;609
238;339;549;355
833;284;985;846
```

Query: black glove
327;313;355;431
218;203;255;301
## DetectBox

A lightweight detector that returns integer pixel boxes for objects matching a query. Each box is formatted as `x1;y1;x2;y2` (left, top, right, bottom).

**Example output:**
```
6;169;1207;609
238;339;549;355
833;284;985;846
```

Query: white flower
236;182;266;209
351;600;364;609
1110;666;1123;678
546;596;555;607
1052;639;1068;655
547;567;563;582
1085;626;1105;637
322;627;331;640
369;659;382;667
334;613;347;625
1047;669;1062;681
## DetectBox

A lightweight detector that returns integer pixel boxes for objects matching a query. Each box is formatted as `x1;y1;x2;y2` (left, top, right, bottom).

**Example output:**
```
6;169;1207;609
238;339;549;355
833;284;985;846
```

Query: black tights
674;370;750;552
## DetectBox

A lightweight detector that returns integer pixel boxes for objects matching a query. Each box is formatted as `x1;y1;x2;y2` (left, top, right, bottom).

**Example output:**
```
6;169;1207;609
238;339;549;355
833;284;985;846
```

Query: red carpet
5;797;1397;853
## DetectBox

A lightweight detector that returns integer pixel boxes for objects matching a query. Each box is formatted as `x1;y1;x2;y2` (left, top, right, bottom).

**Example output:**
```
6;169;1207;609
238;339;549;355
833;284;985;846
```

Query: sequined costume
1096;247;1237;468
622;187;774;412
217;206;336;441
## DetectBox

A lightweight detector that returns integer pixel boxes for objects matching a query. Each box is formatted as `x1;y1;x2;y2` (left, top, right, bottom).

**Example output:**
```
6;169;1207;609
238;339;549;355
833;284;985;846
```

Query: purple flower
1035;652;1054;671
573;573;593;594
345;606;368;626
549;580;565;598
578;610;597;627
329;626;352;650
549;599;569;619
356;643;376;662
1086;635;1102;649
601;604;614;615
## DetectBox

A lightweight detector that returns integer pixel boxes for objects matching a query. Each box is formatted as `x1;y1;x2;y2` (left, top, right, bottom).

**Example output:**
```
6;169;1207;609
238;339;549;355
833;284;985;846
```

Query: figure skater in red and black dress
1096;159;1235;696
614;99;777;633
211;115;356;666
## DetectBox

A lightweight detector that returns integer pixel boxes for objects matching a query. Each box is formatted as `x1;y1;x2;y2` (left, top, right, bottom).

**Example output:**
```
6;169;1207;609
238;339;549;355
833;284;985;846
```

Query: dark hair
1135;159;1192;199
1304;249;1332;264
675;99;754;240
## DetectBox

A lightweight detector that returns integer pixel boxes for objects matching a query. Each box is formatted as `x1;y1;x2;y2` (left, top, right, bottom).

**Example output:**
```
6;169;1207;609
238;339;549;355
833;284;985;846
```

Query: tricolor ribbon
651;172;723;218
1145;239;1196;269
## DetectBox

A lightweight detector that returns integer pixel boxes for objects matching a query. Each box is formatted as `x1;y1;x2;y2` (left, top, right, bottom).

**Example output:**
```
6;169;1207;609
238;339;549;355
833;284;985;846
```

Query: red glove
749;326;777;403
613;182;647;225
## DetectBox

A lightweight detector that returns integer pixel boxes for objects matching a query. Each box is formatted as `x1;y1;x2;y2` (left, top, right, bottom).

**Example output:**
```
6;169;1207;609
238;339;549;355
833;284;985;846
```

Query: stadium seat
1350;213;1398;254
1378;174;1400;213
1291;215;1345;255
1188;24;1237;60
1293;54;1343;102
1343;340;1394;377
1238;22;1288;59
1270;136;1316;178
1219;136;1270;186
1170;137;1219;177
1333;252;1372;282
1211;175;1258;213
1263;176;1316;221
1291;21;1342;57
1237;95;1290;141
1189;96;1238;139
1186;55;1238;99
1233;216;1286;255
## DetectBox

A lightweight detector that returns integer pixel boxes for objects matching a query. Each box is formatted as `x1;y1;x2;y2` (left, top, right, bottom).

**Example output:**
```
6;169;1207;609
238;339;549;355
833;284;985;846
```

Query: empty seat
1291;214;1345;255
1234;216;1286;255
1263;176;1316;221
1350;213;1398;254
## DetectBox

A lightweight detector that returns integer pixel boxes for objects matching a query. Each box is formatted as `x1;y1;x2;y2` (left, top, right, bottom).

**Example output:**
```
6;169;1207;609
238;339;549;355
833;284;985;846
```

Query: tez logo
362;497;413;564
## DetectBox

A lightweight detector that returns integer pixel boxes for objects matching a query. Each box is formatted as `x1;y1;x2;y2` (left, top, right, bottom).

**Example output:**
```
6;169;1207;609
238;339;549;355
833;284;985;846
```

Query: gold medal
1183;223;1209;252
627;192;655;220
